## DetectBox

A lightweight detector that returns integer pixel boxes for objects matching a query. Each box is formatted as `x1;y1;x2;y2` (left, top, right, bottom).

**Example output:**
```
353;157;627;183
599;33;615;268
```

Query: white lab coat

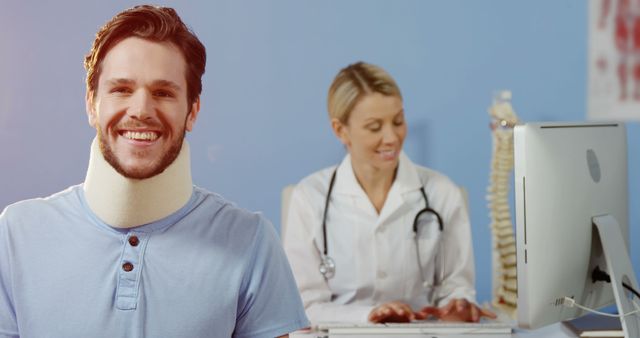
283;152;476;324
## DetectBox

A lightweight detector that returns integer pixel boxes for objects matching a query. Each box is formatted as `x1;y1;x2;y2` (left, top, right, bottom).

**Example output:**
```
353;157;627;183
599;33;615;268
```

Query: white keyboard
315;320;513;335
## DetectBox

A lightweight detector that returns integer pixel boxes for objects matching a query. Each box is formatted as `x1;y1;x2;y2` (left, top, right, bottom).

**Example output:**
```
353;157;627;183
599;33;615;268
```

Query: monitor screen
514;121;629;329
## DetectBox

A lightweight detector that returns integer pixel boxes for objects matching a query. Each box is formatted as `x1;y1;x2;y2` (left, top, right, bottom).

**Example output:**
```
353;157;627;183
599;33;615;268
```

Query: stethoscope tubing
414;186;443;232
321;169;337;257
319;167;444;281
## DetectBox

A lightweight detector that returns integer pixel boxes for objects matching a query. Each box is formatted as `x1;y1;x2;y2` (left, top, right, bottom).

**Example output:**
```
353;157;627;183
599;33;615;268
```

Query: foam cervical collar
83;137;193;228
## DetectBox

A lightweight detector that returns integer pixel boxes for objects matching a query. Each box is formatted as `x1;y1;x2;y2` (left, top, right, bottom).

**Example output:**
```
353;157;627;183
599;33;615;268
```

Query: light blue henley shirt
0;185;309;338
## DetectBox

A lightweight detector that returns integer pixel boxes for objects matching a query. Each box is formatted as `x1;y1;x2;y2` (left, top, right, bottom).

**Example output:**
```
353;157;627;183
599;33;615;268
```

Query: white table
291;322;578;338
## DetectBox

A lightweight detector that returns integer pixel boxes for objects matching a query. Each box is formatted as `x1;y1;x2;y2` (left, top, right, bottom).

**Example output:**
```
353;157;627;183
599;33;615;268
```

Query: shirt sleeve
0;209;19;338
432;184;477;307
233;216;310;338
282;185;374;324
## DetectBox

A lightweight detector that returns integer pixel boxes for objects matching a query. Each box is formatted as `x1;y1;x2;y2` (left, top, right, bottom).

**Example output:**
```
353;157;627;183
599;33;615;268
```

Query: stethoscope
318;168;445;288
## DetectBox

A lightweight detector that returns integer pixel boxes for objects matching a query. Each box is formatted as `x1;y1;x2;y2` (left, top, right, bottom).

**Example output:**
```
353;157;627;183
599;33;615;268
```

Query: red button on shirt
128;236;139;247
122;262;134;272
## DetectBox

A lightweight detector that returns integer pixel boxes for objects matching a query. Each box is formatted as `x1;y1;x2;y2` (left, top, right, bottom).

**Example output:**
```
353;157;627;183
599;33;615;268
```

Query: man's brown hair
84;5;206;106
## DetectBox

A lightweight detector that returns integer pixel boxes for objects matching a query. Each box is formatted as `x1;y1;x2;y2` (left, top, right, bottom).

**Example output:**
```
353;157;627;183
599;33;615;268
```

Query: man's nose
128;90;154;120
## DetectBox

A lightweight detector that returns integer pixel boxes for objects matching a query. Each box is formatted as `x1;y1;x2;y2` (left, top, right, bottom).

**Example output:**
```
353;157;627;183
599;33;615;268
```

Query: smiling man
0;5;308;338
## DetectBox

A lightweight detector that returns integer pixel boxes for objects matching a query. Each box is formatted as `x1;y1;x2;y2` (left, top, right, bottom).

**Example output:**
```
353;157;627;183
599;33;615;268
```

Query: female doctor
283;62;496;324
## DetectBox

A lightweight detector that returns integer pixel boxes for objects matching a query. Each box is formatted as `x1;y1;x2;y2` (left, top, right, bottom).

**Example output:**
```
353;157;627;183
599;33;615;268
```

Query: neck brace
83;137;193;228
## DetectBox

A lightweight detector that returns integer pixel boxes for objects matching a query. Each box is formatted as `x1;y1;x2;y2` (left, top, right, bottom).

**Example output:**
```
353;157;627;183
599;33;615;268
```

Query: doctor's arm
282;186;375;323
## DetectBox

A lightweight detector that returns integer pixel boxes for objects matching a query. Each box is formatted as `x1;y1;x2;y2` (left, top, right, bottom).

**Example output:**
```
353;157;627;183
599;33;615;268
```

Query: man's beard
97;127;186;180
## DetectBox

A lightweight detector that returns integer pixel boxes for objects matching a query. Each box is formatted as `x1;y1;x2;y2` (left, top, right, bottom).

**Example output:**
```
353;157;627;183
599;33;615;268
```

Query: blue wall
1;0;637;304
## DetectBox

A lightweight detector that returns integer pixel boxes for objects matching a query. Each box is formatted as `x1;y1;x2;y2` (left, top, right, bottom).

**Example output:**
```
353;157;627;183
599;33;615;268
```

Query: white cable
563;297;640;318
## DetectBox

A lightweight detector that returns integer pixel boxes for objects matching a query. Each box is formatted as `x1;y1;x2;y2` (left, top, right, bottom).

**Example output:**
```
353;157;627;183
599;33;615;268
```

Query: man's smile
119;130;161;142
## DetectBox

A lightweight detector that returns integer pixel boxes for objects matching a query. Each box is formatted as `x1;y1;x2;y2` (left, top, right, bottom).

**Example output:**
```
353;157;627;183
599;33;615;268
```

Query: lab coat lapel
333;155;379;217
377;152;423;225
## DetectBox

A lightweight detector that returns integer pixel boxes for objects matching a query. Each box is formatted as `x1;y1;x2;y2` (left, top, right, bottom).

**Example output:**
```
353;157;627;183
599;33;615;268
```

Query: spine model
487;91;519;317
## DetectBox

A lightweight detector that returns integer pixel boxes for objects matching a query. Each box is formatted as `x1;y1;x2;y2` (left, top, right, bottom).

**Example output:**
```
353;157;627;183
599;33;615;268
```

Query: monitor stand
592;214;640;338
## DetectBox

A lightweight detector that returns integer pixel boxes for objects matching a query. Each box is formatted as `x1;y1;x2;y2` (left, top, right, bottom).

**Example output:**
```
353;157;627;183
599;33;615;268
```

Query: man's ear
85;91;97;128
331;118;350;147
185;97;201;132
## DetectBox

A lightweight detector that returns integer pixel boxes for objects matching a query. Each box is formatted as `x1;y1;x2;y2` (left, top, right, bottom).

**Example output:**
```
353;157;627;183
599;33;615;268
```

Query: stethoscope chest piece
319;255;336;280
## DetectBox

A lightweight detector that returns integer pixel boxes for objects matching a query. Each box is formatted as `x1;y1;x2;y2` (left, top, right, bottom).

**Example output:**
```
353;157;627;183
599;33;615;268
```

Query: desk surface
291;322;578;338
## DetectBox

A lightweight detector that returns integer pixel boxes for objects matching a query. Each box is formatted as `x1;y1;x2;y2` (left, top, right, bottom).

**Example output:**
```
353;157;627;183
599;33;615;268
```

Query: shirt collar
333;151;423;196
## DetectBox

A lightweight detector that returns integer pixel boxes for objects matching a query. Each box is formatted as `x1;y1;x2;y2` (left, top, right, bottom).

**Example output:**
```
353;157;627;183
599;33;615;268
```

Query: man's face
86;37;199;179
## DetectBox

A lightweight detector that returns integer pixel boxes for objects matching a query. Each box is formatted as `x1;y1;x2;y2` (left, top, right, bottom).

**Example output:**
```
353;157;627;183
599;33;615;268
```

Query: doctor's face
334;93;406;172
86;37;199;179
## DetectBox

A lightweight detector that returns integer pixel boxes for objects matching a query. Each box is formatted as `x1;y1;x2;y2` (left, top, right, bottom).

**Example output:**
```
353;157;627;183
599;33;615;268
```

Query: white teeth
123;131;159;141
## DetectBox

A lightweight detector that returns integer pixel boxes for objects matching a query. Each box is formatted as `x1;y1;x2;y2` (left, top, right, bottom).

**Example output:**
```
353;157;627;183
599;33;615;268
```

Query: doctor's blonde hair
327;62;402;124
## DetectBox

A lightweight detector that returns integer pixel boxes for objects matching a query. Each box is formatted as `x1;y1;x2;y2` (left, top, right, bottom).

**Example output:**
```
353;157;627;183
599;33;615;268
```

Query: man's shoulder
1;185;82;220
0;185;83;236
189;186;282;255
191;186;266;231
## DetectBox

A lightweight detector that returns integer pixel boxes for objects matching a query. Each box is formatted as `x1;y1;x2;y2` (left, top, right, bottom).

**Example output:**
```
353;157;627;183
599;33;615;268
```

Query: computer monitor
514;121;639;335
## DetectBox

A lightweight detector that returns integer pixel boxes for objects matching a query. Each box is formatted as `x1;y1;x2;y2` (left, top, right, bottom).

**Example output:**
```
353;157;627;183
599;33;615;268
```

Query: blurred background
1;0;637;304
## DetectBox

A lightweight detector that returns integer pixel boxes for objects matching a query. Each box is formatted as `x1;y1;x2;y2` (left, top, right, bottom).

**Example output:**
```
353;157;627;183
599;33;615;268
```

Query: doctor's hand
416;298;497;323
368;301;416;323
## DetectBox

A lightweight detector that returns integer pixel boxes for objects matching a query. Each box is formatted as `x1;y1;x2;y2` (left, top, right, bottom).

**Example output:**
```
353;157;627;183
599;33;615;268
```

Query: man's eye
111;87;131;94
154;90;174;98
393;119;404;126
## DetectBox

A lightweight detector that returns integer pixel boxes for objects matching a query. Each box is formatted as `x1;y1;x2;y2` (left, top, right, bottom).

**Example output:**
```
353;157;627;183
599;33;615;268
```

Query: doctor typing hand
417;298;497;323
368;301;417;323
